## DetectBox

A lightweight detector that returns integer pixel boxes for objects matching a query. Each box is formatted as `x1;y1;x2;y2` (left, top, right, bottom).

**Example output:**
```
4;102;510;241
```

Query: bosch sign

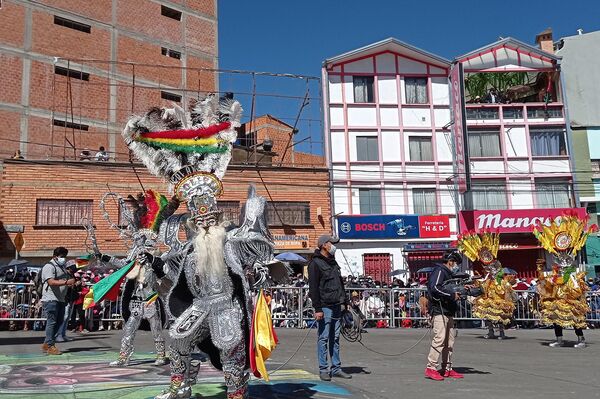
337;215;450;240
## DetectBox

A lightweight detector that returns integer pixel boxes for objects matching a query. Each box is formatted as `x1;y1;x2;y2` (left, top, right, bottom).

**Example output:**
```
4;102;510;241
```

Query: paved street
0;327;599;398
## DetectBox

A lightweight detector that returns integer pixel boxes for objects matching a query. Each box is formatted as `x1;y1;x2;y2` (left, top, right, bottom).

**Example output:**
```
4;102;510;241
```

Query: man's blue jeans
317;304;342;374
56;302;73;340
42;300;66;346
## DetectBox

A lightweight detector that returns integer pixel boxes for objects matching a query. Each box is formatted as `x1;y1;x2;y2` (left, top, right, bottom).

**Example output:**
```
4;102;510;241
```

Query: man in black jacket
425;251;464;381
308;235;352;381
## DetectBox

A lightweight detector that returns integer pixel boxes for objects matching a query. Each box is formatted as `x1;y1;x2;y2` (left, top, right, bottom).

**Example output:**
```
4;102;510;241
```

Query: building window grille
527;106;562;119
412;188;437;214
466;107;499;120
161;5;182;21
54;66;89;81
161;91;182;102
356;136;379;161
36;199;92;226
53;119;89;131
53;16;91;33
161;47;182;60
529;127;566;156
359;189;382;215
535;182;571;208
468;128;501;157
405;77;428;104
408;137;433;161
503;107;523;119
471;182;507;210
267;202;310;226
353;76;374;103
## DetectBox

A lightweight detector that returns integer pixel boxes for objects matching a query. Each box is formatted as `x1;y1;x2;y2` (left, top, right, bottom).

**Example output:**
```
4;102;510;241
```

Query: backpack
34;263;58;297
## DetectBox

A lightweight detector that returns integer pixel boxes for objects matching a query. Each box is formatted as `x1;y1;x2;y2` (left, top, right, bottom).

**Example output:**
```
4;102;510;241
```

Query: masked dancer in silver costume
122;94;277;399
95;190;180;367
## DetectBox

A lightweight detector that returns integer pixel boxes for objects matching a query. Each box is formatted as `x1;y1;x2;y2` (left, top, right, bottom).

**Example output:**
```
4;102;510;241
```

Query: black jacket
308;249;346;312
427;263;457;317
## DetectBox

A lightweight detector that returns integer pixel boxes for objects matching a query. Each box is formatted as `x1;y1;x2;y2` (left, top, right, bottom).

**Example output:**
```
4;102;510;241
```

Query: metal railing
2;283;600;329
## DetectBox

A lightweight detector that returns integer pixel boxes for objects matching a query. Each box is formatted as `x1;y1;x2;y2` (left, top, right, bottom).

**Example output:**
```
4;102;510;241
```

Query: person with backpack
424;250;465;381
56;263;82;342
40;247;75;355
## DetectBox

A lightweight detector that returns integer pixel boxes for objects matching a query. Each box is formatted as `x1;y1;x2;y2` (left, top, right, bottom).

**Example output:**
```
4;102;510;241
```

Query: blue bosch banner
337;215;420;239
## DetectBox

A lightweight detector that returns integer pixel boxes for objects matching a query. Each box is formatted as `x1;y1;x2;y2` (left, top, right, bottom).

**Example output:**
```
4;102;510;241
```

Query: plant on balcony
465;72;531;102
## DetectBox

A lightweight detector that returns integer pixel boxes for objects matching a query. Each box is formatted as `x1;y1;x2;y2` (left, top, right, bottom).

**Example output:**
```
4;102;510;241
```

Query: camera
442;272;484;298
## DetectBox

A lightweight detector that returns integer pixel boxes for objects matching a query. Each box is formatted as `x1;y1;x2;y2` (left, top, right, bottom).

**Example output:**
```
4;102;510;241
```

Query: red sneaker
443;369;464;379
424;367;444;381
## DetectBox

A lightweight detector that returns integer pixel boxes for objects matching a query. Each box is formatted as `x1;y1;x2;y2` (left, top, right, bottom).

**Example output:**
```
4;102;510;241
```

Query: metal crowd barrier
2;282;600;329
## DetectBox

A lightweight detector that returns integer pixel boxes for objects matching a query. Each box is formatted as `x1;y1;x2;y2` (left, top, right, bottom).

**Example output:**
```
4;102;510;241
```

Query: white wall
434;108;451;128
347;106;377;126
381;131;401;161
335;243;405;276
385;185;405;213
377;76;398;104
333;187;350;215
350;165;380;180
380;107;399;126
470;161;505;174
402;108;431;127
507;180;534;209
405;164;439;181
382;165;403;180
330;130;346;163
505;127;528;157
328;75;343;103
329;106;344;126
532;159;571;173
436;131;452;161
431;77;449;105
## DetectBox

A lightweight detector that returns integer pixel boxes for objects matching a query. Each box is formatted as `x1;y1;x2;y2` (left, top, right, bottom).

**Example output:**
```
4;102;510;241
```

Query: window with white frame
353;76;374;103
471;182;507;210
412;188;437;214
408;137;433;161
529;127;567;156
404;77;428;104
359;189;382;214
468;128;501;157
535;182;571;208
356;136;378;161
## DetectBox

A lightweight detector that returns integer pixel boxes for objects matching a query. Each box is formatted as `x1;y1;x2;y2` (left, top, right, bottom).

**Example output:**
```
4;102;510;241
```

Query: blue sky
217;0;600;153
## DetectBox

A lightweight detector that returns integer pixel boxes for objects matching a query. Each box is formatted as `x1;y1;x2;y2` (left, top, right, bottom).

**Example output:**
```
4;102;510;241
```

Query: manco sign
337;215;450;240
459;208;588;234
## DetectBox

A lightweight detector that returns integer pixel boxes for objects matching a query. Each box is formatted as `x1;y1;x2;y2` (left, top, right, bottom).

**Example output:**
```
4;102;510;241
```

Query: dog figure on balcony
122;94;278;399
94;190;180;367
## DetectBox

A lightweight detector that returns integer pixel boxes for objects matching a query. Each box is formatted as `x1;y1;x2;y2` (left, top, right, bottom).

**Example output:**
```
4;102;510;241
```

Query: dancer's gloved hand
95;252;112;263
138;252;166;278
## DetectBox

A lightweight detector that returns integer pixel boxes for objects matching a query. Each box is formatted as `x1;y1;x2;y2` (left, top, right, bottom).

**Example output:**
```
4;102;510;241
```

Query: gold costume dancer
457;231;516;339
533;210;596;348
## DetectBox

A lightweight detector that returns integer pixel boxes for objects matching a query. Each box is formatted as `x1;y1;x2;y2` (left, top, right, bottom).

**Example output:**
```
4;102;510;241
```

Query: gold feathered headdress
532;210;597;257
456;230;500;266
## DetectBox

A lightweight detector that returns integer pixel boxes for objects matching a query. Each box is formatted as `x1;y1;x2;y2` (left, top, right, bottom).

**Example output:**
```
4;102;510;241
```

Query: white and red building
322;38;455;279
454;35;581;278
323;34;584;280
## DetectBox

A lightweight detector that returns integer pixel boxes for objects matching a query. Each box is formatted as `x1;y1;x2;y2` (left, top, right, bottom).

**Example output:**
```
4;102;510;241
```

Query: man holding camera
41;247;76;355
425;251;464;381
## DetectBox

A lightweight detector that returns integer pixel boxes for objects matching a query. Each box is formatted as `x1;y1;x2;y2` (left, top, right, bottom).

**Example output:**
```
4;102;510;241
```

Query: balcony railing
466;103;563;122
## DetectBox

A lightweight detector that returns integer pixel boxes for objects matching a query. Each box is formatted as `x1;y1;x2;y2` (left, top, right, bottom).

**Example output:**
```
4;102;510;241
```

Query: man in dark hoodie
308;235;352;381
425;250;464;381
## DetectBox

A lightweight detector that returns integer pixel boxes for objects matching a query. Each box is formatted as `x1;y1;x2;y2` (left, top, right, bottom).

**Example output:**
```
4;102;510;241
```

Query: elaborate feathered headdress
456;230;500;269
122;94;242;226
100;190;180;248
533;210;597;268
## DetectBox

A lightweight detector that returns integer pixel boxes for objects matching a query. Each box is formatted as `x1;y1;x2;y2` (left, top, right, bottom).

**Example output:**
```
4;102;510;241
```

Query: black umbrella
416;267;435;274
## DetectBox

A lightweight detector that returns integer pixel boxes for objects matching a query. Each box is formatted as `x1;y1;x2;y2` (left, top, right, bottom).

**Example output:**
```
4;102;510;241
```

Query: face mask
56;257;66;266
451;265;460;274
328;244;337;256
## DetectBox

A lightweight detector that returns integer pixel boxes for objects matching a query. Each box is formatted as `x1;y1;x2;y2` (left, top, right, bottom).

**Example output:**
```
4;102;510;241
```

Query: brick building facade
0;0;218;160
0;160;331;263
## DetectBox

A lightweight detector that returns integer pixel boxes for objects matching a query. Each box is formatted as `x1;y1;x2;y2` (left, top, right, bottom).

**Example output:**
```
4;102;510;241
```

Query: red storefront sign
459;208;588;233
418;215;450;238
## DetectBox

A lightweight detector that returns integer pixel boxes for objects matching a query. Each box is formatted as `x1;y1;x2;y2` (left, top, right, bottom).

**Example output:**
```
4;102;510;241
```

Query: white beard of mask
193;224;227;279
